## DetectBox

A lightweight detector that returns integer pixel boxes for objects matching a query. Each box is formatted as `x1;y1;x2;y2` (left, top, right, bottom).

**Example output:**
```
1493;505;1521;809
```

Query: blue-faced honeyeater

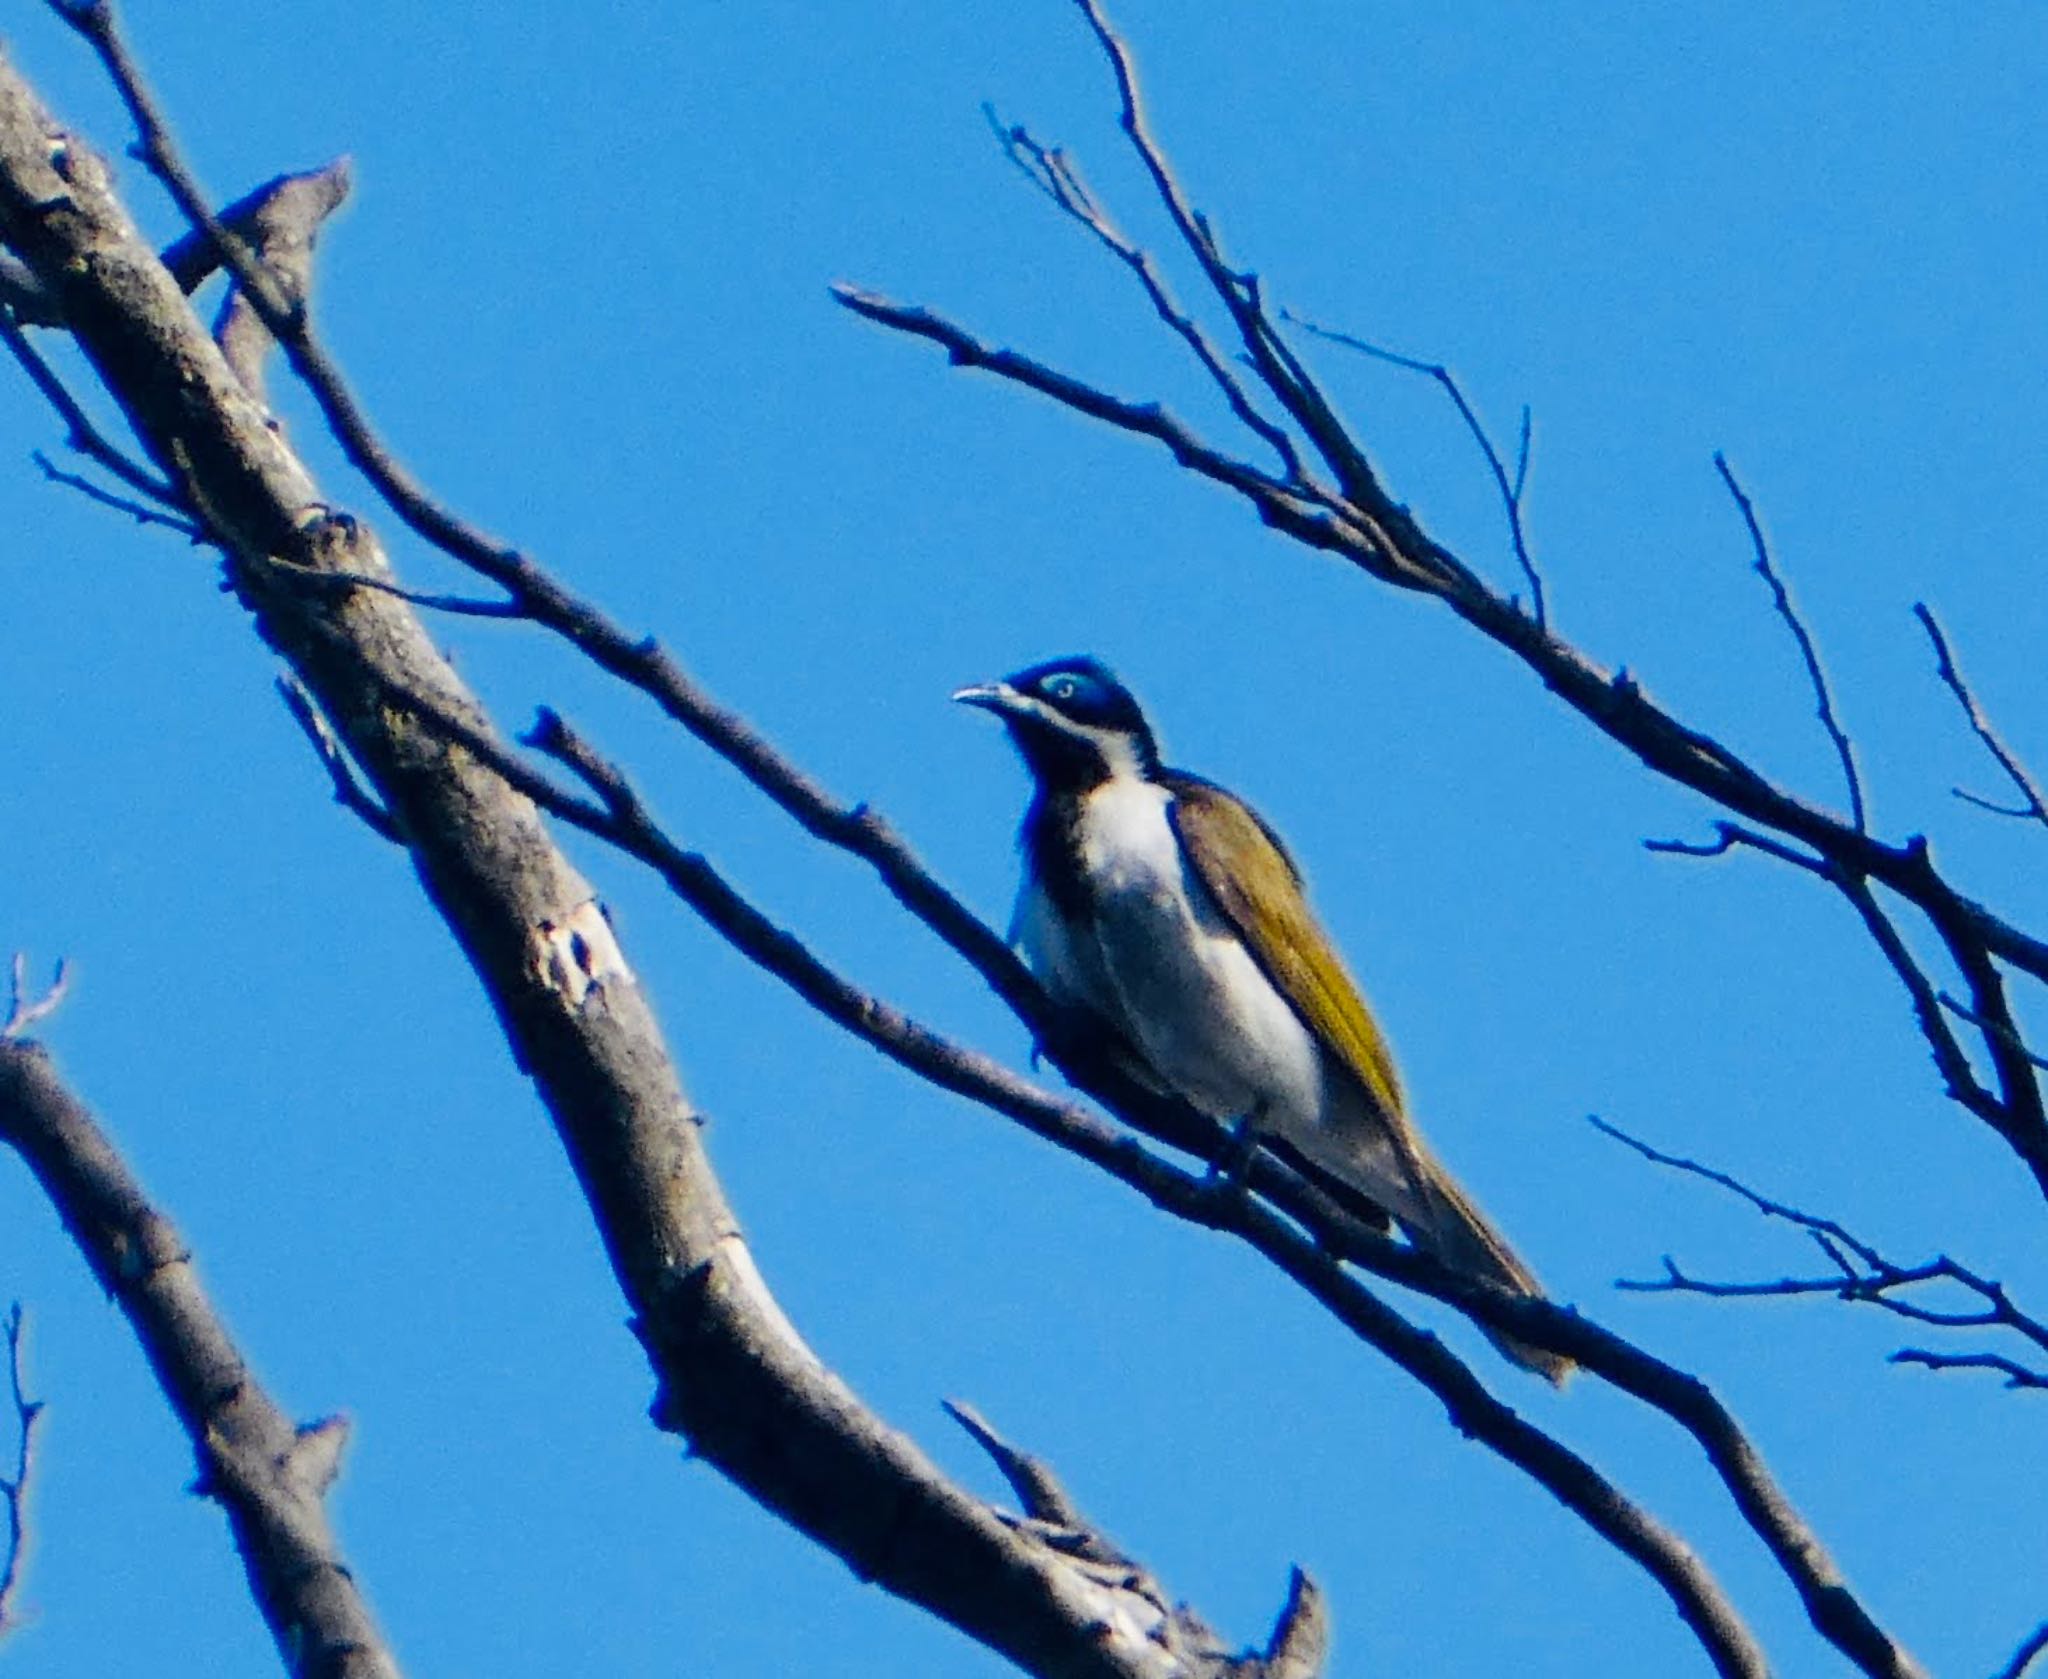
955;655;1564;1381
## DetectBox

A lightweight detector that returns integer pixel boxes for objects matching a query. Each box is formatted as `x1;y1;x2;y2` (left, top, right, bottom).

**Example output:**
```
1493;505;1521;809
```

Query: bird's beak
951;680;1021;715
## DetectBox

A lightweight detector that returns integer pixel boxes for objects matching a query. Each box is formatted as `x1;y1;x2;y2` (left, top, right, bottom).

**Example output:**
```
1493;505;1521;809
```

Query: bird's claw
1204;1110;1262;1194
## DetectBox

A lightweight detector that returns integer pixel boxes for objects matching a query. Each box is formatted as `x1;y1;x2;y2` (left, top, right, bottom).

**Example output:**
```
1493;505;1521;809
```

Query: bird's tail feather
1403;1170;1572;1386
1258;1111;1571;1383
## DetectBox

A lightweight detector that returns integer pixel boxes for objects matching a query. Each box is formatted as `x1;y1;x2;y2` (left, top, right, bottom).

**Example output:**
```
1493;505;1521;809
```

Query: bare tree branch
0;1043;401;1676
392;685;1906;1679
1915;603;2048;829
1888;1349;2048;1390
1910;840;2048;1155
275;674;402;844
252;544;525;618
1258;1570;1327;1679
2;957;71;1041
1829;873;1998;1120
1940;992;2048;1073
1994;1620;2048;1679
1637;836;2025;1145
4;8;1957;1675
0;304;184;506
0;1305;42;1641
983;103;1305;484
834;0;2048;1217
1282;311;1548;627
1597;1117;2048;1385
1067;0;1397;533
946;1401;1090;1531
1645;819;1832;876
30;446;200;533
1713;453;1866;832
0;38;1291;1676
278;654;1792;1676
1653;844;2036;1168
201;160;352;401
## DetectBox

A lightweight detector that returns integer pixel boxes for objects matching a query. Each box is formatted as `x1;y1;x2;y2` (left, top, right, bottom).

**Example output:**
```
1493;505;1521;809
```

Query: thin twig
1714;454;1865;832
832;286;1425;583
31;449;200;534
1830;873;1999;1123
984;103;1305;483
945;1401;1089;1530
1915;603;2048;830
1994;1620;2048;1679
1284;312;1548;627
1888;1349;2048;1391
254;548;524;618
1644;819;1831;877
0;307;185;507
1068;0;1399;526
1940;992;2048;1072
274;675;401;843
1956;789;2040;819
2;959;71;1041
0;1305;42;1639
1595;1115;1882;1264
1597;1117;2048;1383
1909;838;2048;1152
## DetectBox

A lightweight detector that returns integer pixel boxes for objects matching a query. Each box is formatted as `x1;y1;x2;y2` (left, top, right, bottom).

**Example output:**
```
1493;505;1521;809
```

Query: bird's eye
1046;675;1080;702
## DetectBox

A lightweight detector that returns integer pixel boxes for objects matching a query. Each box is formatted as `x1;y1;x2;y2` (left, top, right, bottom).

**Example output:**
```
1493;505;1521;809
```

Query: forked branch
1598;1118;2048;1389
1713;453;1865;833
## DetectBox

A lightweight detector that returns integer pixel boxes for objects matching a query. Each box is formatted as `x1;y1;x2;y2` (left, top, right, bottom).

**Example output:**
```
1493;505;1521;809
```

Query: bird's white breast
1017;778;1326;1132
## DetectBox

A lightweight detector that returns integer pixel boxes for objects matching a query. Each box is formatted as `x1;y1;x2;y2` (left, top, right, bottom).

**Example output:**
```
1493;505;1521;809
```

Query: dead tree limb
0;1041;400;1677
0;29;1293;1678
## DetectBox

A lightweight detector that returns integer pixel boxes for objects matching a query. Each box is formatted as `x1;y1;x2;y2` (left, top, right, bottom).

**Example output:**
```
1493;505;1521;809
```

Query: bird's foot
1203;1110;1262;1195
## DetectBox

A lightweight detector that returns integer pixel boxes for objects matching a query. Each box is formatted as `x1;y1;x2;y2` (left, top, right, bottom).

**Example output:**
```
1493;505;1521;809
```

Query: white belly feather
1015;779;1326;1132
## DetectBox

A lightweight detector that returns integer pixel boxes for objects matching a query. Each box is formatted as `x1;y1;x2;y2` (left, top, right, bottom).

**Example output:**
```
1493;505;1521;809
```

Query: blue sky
3;3;2046;1674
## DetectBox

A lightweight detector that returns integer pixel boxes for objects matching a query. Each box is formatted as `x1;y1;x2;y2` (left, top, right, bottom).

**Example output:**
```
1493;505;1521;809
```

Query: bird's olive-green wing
1165;775;1408;1125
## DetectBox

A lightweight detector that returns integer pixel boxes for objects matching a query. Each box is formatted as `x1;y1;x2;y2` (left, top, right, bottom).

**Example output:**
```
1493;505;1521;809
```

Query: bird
953;654;1566;1381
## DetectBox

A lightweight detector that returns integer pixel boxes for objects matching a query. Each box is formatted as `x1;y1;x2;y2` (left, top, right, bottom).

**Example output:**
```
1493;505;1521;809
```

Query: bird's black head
953;655;1160;790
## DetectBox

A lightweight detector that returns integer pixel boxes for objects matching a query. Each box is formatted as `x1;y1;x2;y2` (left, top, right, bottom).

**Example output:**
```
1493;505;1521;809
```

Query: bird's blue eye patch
1005;656;1144;733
